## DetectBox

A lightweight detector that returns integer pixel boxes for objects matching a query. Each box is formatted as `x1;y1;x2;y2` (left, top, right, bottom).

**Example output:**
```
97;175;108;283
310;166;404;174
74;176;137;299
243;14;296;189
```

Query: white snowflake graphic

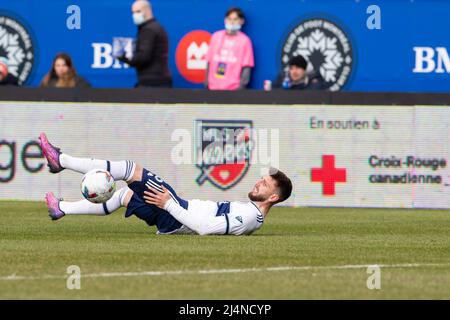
295;29;343;82
0;25;26;77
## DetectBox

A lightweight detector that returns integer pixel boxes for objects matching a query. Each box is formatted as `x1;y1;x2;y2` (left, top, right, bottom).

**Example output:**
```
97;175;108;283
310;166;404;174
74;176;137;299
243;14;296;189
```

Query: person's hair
289;55;308;70
225;7;245;19
41;53;77;88
270;169;292;203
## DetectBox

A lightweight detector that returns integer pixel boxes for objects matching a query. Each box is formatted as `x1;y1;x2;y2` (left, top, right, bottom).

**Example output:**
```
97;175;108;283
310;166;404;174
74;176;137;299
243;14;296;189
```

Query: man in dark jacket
273;55;324;90
118;0;172;88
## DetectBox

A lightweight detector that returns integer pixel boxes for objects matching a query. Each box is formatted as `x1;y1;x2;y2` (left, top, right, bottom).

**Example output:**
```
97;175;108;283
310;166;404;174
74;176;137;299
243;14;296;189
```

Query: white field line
1;262;450;282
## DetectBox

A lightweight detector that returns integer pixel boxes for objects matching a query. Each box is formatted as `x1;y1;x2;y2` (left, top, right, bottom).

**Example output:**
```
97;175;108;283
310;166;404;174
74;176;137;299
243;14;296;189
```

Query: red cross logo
311;155;347;196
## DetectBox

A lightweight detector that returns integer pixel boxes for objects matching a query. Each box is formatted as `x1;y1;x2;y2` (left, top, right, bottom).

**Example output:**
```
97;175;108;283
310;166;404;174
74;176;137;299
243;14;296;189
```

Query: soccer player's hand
143;185;171;209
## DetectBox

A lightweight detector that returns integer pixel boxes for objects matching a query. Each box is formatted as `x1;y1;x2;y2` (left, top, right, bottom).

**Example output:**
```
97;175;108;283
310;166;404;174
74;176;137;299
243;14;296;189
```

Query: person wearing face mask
205;7;254;90
117;0;172;88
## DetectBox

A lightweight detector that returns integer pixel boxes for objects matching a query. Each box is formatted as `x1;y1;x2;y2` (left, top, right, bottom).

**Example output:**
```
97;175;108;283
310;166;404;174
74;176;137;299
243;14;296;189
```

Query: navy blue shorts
125;168;188;234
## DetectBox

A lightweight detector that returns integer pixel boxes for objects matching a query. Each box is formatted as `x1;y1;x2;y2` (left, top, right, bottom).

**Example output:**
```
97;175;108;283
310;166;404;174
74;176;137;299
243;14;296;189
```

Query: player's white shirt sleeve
163;199;227;235
163;199;264;236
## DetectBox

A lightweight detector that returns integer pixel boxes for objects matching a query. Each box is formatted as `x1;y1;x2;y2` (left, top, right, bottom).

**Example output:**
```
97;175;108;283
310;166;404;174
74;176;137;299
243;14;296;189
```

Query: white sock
59;154;136;182
60;187;131;215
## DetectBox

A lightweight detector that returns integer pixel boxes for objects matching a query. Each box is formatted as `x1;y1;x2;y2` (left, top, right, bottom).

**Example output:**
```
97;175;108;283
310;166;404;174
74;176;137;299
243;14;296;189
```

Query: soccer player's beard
248;192;267;202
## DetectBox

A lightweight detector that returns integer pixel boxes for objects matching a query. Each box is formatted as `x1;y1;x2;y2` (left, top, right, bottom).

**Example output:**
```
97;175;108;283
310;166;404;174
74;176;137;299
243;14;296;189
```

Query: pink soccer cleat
45;192;65;220
39;133;64;173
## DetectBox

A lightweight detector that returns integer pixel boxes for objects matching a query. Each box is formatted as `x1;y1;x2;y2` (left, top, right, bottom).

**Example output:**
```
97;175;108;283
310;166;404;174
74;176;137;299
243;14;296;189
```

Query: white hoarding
1;102;449;209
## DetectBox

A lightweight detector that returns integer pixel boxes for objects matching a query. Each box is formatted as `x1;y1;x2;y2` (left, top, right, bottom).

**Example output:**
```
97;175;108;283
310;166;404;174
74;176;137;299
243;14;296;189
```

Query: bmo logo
91;42;130;69
413;47;450;73
176;30;211;83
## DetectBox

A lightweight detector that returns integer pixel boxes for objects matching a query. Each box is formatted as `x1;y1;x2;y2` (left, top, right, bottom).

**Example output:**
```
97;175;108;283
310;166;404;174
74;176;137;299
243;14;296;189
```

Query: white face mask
133;12;146;26
225;23;241;32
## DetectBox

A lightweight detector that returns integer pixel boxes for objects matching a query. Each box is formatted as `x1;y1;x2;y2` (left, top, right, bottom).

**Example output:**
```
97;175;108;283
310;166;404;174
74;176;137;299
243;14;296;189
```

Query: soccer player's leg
45;187;133;220
125;165;186;233
39;132;136;182
127;165;187;209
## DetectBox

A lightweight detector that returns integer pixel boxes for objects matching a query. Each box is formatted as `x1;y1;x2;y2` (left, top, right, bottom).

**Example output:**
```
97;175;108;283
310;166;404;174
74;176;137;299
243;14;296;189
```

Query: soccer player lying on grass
39;133;292;235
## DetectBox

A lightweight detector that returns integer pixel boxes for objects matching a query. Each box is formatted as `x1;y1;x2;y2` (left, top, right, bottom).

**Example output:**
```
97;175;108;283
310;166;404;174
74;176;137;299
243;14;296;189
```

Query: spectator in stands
205;7;254;90
0;57;18;86
117;0;172;88
273;55;324;90
40;53;90;88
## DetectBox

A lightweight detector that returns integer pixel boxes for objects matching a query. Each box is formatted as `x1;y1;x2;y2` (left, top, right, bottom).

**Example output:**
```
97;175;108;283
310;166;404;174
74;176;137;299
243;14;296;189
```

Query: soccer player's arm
164;199;227;235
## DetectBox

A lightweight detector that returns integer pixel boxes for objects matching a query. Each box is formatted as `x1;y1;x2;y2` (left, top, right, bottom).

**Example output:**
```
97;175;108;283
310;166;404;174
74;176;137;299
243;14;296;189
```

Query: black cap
289;55;308;70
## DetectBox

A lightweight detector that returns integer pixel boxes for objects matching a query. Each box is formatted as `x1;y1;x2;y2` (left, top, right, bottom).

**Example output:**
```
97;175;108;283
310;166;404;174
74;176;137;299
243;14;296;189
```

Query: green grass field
1;200;450;299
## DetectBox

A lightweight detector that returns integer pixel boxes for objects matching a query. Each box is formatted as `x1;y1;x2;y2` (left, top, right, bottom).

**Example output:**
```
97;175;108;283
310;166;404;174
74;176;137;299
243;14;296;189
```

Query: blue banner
0;0;449;92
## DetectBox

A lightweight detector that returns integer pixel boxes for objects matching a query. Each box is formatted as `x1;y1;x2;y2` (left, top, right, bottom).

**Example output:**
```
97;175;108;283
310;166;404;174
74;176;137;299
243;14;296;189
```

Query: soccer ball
81;169;116;203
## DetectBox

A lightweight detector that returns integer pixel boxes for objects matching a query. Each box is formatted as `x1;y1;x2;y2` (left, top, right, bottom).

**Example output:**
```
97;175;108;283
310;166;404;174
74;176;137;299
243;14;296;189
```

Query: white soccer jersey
162;198;265;236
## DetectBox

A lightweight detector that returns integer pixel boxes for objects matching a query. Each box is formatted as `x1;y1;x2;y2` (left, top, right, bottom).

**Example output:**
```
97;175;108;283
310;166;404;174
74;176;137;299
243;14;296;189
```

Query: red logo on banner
195;120;253;190
176;30;212;83
311;155;347;196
